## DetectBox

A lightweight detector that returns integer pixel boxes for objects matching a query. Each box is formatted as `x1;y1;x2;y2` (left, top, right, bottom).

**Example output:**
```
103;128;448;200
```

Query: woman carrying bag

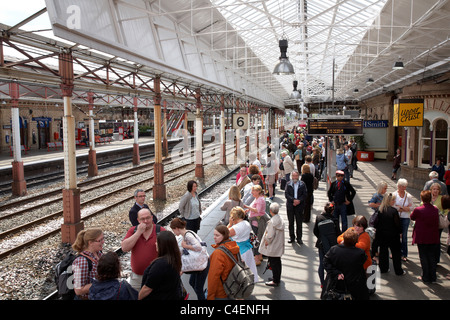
170;218;209;300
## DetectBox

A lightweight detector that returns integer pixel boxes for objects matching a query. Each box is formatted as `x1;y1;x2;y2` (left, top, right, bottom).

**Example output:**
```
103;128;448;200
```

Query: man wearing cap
327;170;356;231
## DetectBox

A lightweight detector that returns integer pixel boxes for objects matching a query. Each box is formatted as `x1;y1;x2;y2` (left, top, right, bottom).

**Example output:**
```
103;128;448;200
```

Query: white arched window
434;119;448;165
420;119;431;166
419;112;449;167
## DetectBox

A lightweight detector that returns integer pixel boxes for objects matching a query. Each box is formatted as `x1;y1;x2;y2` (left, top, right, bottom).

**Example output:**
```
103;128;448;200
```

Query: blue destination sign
363;120;388;128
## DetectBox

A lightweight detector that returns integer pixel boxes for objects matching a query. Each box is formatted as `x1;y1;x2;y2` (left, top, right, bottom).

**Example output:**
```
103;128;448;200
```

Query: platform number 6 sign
232;114;249;130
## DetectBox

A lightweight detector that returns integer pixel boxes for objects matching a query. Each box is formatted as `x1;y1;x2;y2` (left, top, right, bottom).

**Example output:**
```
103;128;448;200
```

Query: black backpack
318;218;338;254
54;253;92;300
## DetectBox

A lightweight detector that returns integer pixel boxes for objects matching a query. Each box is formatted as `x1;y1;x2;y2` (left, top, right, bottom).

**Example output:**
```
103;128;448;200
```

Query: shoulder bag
179;231;209;273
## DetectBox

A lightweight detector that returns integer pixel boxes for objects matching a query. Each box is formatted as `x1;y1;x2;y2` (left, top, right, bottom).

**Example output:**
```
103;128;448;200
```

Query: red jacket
444;170;450;186
410;203;440;245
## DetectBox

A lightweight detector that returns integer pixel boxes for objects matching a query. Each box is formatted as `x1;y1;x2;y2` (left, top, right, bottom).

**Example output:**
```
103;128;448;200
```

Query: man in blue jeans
327;170;356;232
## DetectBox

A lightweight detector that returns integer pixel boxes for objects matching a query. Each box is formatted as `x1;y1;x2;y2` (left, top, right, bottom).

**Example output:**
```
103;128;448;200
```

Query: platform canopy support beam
87;91;98;177
132;97;140;166
235;97;241;162
153;76;166;200
219;95;226;165
59;51;83;244
195;89;204;178
10;82;27;197
162;100;169;157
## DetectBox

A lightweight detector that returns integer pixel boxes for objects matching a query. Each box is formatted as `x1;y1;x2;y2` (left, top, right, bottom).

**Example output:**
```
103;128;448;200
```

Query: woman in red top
443;164;450;195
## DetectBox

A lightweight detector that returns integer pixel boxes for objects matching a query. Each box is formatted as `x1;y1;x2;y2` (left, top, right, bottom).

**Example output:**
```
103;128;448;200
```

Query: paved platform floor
190;160;450;300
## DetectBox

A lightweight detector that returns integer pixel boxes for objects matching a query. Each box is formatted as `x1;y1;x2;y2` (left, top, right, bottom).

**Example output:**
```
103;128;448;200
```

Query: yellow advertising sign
393;99;424;127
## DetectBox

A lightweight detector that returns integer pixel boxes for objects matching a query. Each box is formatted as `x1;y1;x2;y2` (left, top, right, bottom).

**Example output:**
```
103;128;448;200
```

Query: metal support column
219;95;226;165
132;97;140;166
153;76;166;200
195;89;204;178
87;92;98;177
163;100;168;157
10;82;27;196
59;51;83;244
235;98;241;161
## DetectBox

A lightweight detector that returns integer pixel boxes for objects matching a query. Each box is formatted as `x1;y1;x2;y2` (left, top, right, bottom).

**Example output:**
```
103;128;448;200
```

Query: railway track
42;164;240;300
0;142;240;260
0;137;193;195
0;140;215;215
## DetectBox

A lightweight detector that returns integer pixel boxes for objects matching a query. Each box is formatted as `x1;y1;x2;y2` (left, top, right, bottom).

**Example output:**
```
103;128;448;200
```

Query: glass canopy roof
210;0;388;100
2;0;450;108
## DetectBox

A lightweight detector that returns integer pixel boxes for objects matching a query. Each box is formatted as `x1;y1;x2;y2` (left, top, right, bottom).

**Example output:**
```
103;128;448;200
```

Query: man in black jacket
285;170;307;245
129;189;157;226
327;170;356;232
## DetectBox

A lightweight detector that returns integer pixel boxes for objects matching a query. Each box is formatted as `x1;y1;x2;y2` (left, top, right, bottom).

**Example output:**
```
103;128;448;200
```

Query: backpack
54;253;93;300
218;246;254;300
318;218;338;254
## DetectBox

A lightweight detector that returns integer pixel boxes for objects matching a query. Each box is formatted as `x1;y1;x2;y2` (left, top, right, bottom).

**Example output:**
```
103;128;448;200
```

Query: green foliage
354;134;369;151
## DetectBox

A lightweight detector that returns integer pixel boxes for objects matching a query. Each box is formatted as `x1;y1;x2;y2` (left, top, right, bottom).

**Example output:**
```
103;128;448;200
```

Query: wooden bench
55;141;63;149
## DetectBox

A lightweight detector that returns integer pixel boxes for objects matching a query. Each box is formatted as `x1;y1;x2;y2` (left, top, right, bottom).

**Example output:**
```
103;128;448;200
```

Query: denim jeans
400;218;410;258
333;203;348;232
189;261;210;300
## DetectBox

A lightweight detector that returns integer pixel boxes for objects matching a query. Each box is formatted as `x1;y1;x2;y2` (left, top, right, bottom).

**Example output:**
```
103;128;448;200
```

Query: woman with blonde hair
71;228;104;300
243;185;268;265
220;185;244;225
228;207;259;282
373;193;404;275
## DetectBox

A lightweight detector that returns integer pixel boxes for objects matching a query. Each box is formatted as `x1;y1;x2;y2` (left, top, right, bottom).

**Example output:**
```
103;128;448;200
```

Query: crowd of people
65;126;449;301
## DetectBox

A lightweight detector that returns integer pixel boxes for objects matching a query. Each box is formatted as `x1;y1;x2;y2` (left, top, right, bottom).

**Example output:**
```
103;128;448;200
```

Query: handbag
249;230;260;249
280;178;287;190
322;277;352;300
313;177;319;190
179;231;209;273
439;214;450;229
369;208;379;227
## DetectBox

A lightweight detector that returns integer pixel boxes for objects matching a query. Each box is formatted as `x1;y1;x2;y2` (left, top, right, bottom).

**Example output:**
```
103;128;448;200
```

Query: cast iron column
87;92;98;177
153;76;166;200
60;51;83;244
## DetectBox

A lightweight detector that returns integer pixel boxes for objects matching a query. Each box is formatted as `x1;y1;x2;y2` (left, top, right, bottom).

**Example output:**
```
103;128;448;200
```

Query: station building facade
363;73;450;190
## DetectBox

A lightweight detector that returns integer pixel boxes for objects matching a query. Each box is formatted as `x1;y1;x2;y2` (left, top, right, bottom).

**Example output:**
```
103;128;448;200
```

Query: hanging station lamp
273;39;295;75
290;80;302;99
393;57;404;70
